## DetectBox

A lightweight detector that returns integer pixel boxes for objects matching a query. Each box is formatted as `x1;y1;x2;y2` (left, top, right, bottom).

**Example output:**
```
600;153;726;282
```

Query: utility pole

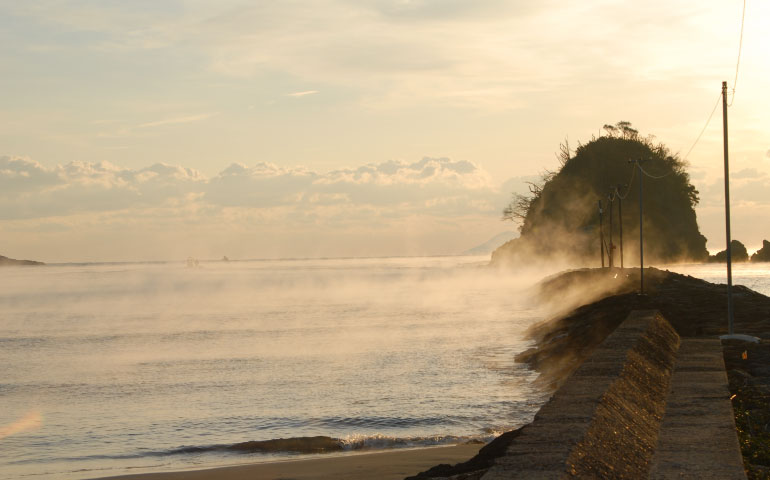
598;200;605;268
617;185;624;269
608;192;614;268
639;159;644;294
630;159;644;294
722;81;735;335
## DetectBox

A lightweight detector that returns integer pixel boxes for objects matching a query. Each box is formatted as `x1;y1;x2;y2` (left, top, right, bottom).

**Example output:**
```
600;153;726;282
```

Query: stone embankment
484;310;679;478
410;308;746;479
483;310;744;479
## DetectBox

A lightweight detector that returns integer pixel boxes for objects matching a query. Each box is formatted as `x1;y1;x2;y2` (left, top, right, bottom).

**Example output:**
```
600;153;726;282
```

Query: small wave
161;436;344;456
117;432;498;460
339;433;490;450
23;431;503;466
225;433;493;455
313;415;453;429
227;436;343;453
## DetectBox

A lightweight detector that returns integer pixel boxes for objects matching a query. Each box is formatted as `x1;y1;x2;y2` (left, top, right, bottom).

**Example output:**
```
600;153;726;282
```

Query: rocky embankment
407;267;770;479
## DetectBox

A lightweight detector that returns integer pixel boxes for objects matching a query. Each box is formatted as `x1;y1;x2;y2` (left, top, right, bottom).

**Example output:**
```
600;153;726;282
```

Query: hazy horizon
4;242;766;266
2;1;769;263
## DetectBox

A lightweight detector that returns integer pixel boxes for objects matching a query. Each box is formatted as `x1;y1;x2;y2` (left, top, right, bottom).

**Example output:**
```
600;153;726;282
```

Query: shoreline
91;444;483;480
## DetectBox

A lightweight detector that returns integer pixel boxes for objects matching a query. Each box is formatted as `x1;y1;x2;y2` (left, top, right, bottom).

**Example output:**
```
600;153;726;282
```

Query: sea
0;256;550;479
1;257;768;480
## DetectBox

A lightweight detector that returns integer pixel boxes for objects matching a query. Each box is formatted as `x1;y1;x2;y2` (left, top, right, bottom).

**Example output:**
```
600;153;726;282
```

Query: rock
709;239;749;263
404;428;524;480
751;239;770;262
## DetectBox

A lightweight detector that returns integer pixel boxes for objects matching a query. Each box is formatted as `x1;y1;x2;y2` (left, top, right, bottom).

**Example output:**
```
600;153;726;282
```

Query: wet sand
94;444;482;480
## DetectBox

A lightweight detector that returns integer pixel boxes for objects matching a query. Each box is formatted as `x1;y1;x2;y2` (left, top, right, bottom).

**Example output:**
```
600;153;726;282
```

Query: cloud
732;168;763;180
0;156;60;195
205;157;496;214
353;0;536;21
287;90;319;97
181;0;718;110
0;155;515;223
136;113;216;129
696;169;770;207
94;113;217;139
0;156;204;219
14;0;553;108
1;154;533;260
1;0;742;113
205;162;318;208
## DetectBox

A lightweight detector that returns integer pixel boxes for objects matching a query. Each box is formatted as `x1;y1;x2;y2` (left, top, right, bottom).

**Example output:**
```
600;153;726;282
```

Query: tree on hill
493;122;709;266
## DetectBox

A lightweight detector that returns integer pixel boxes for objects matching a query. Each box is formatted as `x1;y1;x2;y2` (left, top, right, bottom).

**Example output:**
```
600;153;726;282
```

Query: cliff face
493;132;708;267
0;255;44;266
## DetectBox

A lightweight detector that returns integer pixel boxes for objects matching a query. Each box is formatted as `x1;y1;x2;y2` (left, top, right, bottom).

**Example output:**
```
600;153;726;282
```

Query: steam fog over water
3;257;768;480
0;256;550;479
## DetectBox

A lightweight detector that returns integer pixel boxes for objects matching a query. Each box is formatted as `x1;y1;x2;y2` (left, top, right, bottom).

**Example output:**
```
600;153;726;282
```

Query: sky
1;0;769;262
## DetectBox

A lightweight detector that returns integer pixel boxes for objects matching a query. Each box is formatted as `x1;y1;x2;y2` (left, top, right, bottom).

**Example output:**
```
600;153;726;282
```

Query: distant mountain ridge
0;255;44;266
462;231;519;256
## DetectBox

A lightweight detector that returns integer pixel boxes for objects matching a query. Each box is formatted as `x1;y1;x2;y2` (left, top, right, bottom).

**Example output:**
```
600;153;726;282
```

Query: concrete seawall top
481;310;745;480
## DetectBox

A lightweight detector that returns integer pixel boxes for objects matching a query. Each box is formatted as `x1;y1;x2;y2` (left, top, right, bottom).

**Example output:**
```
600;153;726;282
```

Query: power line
680;0;745;160
728;0;747;107
616;166;636;200
613;152;673;203
682;92;722;162
638;164;674;179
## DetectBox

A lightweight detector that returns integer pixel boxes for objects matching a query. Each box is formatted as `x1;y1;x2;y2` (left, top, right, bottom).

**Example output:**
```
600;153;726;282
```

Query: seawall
479;310;745;480
412;308;747;479
485;310;680;479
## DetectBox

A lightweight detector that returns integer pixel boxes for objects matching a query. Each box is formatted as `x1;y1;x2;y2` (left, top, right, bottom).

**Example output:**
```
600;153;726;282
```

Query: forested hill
492;122;708;267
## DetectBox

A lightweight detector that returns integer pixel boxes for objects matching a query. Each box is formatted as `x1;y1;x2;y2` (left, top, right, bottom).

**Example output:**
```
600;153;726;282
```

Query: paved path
649;338;746;479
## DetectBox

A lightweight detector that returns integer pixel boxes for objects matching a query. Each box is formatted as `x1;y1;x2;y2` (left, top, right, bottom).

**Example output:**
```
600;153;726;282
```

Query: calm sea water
0;256;550;480
2;258;768;480
665;262;770;297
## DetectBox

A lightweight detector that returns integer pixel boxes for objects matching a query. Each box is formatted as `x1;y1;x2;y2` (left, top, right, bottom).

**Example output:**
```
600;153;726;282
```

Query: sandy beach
94;444;481;480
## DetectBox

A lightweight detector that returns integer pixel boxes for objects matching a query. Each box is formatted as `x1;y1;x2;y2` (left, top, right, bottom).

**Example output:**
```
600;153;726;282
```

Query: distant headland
0;254;44;266
491;122;767;268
